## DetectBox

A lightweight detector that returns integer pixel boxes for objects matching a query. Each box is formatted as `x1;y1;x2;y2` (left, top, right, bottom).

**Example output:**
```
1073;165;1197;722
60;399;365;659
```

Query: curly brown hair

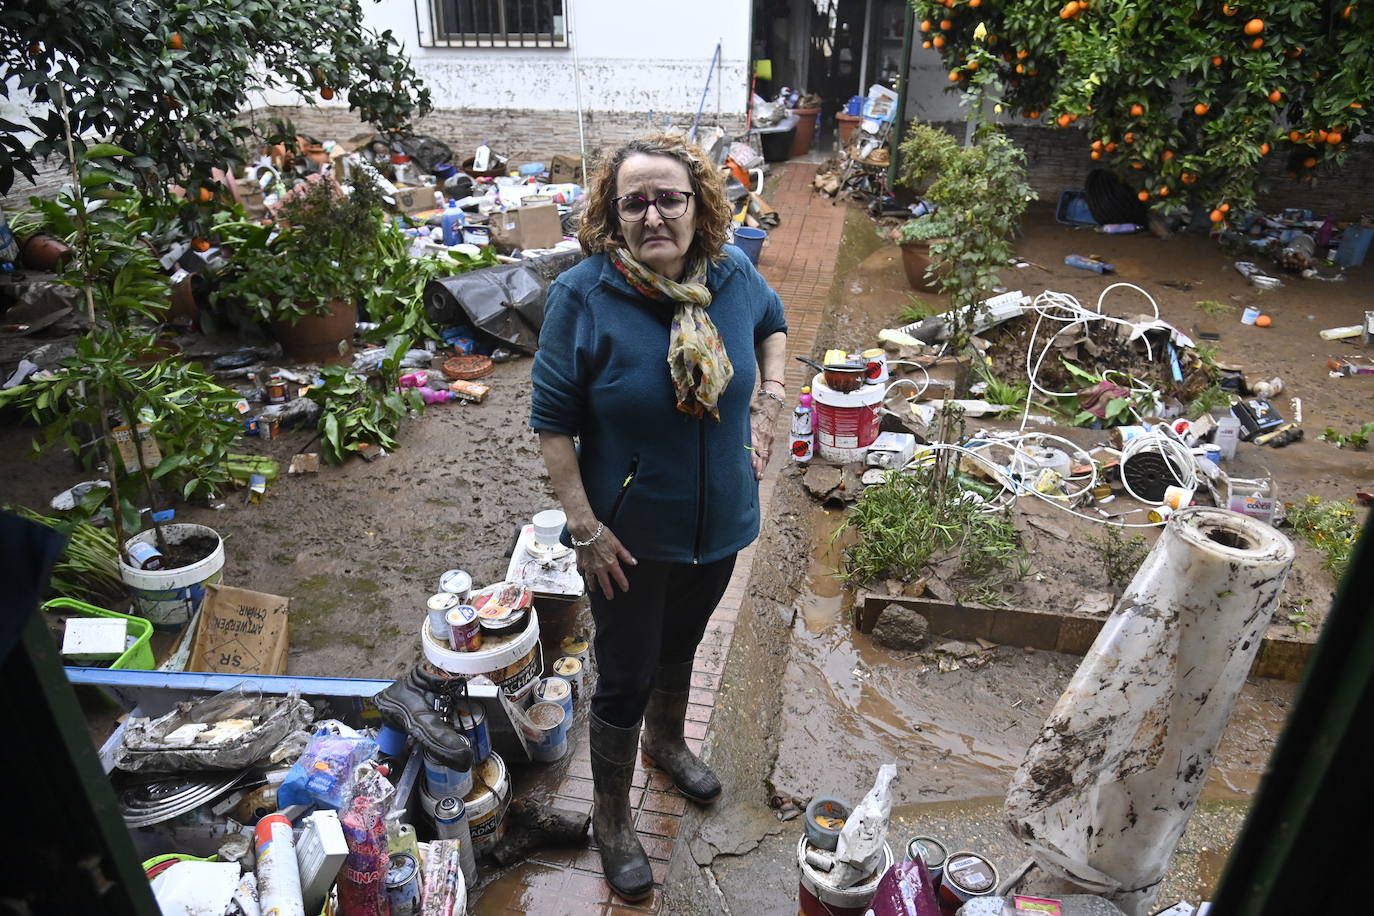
577;134;732;264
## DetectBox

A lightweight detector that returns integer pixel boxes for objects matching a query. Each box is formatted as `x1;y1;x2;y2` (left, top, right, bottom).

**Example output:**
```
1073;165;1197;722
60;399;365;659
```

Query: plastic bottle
1064;254;1115;274
441;200;464;246
1315;213;1337;247
1100;223;1138;234
1213;412;1243;460
799;386;815;426
473;142;492;173
416;386;455;405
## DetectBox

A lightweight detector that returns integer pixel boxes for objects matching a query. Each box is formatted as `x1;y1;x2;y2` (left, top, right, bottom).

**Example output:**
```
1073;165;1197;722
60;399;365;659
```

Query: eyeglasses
612;191;694;222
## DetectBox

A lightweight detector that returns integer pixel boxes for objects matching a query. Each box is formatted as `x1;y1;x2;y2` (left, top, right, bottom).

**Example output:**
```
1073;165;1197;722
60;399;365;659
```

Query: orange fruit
1193;102;1210;116
1250;37;1264;49
1057;113;1072;127
1288;130;1301;142
321;87;335;99
949;70;961;82
192;236;210;252
1106;141;1118;151
968;61;979;70
1162;149;1175;161
921;19;932;32
1182;172;1198;183
1158;186;1170;196
1286;170;1298;179
1029;68;1038;75
941;18;953;30
1222;3;1238;14
1124;131;1136;143
1060;2;1080;19
1129;103;1144;117
1137;190;1150;201
1352;102;1365;109
1028;109;1041;119
1317;129;1330;142
1268;89;1283;103
1015;63;1025;73
1211;55;1223;66
970;0;982;6
1286;47;1304;57
1259;142;1271;155
1328;132;1344;144
1244;18;1264;35
1017;49;1029;59
1255;315;1272;327
1131;161;1144;169
1304;156;1318;168
923;40;932;48
1091;139;1103;150
1209;208;1225;222
1220;203;1231;212
933;35;946;48
168;32;184;50
1343;4;1355;18
1091;150;1102;160
197;187;213;202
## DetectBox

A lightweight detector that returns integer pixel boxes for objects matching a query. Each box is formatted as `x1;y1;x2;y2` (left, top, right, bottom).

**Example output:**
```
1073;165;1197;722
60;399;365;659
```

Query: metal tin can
1162;485;1195;510
446;604;482;651
1241;305;1261;325
904;836;947;882
257;415;275;440
559;636;590;668
861;347;888;384
451;698;491;764
433;795;468;836
385;853;421;916
552;655;584;699
424;748;473;798
439;568;472;601
267;375;288;404
1148;505;1175;525
535;676;574;720
939;851;999;905
126;540;165;571
427;593;460;642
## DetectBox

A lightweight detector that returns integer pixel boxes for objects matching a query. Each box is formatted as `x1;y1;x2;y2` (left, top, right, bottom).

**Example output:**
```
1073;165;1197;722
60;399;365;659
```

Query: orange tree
913;0;1374;222
0;0;430;200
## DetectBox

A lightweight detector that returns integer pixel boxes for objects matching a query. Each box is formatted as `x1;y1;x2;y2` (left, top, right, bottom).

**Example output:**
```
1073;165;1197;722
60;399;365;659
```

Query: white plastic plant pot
1005;507;1294;916
118;524;226;629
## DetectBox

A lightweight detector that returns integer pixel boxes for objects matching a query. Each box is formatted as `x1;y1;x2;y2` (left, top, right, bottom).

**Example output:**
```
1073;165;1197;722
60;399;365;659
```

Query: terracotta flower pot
20;232;73;271
900;239;943;291
836;112;863;149
790;108;821;157
269;298;357;364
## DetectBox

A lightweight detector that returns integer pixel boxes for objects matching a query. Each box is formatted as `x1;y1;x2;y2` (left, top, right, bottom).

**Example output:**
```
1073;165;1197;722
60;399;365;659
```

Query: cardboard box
187;584;291;676
489;202;564;252
391;185;439;215
550;154;583;184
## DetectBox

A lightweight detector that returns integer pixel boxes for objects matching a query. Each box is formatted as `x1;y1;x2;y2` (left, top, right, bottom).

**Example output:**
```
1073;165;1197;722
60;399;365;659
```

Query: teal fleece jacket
529;246;788;563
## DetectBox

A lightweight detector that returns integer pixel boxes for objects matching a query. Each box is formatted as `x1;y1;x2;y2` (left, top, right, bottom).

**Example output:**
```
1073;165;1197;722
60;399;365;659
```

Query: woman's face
614;153;697;280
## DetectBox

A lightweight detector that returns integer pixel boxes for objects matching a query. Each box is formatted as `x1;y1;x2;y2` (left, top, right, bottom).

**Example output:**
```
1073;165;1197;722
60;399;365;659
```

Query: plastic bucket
525;701;570;763
811;373;885;462
118;524;225;629
797;836;893;915
734;227;767;266
43;598;154;670
463;752;509;857
423;613;542;704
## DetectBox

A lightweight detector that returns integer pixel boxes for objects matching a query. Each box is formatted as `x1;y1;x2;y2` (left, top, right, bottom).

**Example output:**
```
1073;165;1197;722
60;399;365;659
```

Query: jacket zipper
693;421;707;564
607;455;639;527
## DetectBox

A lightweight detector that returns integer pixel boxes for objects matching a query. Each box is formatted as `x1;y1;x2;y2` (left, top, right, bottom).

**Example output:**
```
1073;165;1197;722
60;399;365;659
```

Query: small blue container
528;701;569;762
451;699;491;764
1055;189;1097;227
1336;226;1374;267
734;227;767;265
846;95;864;116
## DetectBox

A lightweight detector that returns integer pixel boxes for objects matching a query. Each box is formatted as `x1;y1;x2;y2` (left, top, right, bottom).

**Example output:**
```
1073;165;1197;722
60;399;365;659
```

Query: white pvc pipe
1006;508;1294;915
567;0;588;174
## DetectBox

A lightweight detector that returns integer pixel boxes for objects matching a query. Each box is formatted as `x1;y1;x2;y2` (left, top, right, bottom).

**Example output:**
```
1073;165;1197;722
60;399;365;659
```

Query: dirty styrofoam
62;617;129;661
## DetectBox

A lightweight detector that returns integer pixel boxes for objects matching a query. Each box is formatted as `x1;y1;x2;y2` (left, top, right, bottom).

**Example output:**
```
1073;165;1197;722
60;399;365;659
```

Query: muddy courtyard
5;195;1371;911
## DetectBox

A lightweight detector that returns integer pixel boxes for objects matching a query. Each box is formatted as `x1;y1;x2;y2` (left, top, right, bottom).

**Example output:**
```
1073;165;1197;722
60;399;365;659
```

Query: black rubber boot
373;666;472;771
639;661;721;803
590;713;654;902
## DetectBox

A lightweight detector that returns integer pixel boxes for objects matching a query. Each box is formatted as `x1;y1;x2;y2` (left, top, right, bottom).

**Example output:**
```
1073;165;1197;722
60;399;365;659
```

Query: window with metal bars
420;0;568;48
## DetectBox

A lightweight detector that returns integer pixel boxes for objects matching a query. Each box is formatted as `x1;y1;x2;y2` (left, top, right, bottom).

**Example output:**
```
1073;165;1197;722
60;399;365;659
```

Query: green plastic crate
44;598;155;670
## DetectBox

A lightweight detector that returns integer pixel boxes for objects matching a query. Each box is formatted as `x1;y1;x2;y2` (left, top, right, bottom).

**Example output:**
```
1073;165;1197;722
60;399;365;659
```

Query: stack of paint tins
419;697;497;887
900;835;999;913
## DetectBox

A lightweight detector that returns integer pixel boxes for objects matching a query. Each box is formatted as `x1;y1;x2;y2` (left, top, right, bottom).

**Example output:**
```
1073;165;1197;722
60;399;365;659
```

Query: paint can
1202;444;1222;468
1148;505;1175;525
462;224;490;247
1163;485;1195;510
126;540;165;571
445;604;482;652
534;676;574;720
450;698;491;765
797;836;892;916
904;836;947;883
385;853;421;916
559;636;589;669
427;592;458;642
267;374;288;404
861;348;888;384
552;655;584;699
1241;305;1261;325
526;701;570;762
424;748;473;799
938;851;999;907
462;752;509;858
439;569;472;601
422;611;543;704
811;373;884;463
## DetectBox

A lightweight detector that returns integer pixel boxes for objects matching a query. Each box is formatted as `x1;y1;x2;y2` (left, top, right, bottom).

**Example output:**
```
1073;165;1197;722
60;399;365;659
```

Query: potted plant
0;145;240;627
896;212;954;291
213;172;391;362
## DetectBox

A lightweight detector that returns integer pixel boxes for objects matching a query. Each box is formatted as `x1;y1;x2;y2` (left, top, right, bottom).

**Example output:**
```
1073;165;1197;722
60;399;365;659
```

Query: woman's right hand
575;524;637;597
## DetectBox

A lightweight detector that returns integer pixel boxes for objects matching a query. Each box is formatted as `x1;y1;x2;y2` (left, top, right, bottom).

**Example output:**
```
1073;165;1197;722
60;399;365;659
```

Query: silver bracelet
569;522;605;548
756;387;785;404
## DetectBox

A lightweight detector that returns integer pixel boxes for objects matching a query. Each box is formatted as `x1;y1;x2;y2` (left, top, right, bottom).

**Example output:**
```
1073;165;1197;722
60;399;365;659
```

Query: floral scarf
609;248;734;421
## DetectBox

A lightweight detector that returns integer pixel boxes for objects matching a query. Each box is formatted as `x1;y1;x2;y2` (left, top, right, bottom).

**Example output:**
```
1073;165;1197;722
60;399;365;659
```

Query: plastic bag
866;859;942;916
277;731;378;810
116;687;313;773
831;763;897;888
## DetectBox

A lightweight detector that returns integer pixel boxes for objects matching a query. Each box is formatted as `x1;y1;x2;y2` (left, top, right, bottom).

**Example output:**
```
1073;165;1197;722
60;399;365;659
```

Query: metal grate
418;0;567;48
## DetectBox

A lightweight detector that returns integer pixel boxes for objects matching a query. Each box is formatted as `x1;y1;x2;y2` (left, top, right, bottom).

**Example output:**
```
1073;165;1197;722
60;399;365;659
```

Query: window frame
416;0;569;49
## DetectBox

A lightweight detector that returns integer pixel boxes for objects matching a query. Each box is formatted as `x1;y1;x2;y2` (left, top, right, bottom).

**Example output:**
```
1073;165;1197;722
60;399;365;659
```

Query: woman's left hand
750;396;784;479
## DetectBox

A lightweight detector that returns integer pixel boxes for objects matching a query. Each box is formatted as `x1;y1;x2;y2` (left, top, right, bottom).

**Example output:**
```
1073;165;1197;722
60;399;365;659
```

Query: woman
529;134;788;901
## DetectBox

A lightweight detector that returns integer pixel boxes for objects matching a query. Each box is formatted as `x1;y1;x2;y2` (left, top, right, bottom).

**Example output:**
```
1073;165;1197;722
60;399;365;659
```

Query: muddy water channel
767;501;1296;899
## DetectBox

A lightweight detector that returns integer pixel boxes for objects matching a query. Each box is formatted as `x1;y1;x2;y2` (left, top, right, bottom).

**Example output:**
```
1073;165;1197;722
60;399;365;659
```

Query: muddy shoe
590;713;654;902
373;667;472;771
640;661;721;804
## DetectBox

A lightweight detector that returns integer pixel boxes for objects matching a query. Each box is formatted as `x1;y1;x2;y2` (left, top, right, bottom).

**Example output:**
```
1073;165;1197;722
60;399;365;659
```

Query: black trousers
587;553;737;728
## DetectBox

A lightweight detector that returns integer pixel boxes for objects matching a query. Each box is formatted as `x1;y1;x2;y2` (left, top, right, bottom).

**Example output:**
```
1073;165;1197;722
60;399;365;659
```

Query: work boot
590;713;654;902
639;661;721;803
373;666;472;771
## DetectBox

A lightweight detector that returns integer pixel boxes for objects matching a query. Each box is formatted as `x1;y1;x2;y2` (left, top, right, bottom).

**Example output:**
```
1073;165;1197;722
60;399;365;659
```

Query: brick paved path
476;163;845;913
